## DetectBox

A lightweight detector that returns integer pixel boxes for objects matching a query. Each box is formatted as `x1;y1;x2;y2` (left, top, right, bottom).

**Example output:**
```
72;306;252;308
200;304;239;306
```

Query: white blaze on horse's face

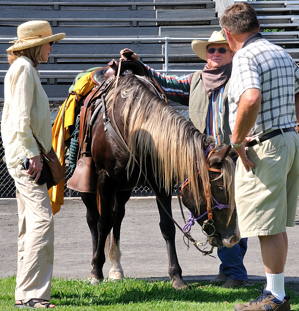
221;234;240;248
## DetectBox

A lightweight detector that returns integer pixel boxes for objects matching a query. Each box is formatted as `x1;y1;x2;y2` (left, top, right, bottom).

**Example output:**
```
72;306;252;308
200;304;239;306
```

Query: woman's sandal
14;299;55;309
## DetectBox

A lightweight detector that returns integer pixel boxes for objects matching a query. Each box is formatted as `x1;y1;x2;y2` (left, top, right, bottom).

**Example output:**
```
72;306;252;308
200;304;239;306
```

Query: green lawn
1;277;298;310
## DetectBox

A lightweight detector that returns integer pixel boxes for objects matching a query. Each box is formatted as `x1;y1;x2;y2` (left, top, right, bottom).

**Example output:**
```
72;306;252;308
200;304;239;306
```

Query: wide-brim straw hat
191;30;228;61
6;20;65;53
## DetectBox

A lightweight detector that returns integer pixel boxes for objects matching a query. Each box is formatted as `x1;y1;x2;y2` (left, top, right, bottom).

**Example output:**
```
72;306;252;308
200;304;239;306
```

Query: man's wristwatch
230;140;243;149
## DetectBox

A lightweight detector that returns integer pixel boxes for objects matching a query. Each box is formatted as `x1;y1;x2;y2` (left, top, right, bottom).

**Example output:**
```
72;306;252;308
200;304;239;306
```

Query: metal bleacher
0;0;219;102
248;1;299;63
1;0;299;102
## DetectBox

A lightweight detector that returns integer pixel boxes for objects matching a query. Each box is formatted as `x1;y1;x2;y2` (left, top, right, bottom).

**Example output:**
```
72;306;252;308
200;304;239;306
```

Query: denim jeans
218;238;248;281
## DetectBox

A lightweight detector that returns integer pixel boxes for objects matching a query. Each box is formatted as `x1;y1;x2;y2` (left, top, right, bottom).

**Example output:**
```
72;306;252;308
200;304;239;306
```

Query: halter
178;145;232;236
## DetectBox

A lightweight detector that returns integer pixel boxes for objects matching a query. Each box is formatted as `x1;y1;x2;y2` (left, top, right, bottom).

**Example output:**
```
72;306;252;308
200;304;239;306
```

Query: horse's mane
107;74;234;214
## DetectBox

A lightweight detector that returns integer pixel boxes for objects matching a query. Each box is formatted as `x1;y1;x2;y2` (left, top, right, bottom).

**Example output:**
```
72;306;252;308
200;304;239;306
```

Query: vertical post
164;37;169;75
214;0;234;17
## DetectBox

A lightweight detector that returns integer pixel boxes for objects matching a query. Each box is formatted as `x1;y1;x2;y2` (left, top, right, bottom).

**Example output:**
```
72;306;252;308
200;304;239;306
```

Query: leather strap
247;127;295;147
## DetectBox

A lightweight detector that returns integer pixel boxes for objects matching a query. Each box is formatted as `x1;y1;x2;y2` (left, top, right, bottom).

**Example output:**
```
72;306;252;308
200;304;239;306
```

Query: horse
74;71;239;289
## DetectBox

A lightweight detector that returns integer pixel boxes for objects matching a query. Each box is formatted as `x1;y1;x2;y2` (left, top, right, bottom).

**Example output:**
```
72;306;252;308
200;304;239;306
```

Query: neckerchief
201;62;232;97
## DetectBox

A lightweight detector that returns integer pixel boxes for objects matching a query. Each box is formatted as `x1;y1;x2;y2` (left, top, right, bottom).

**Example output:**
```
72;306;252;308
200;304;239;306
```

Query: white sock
265;271;285;302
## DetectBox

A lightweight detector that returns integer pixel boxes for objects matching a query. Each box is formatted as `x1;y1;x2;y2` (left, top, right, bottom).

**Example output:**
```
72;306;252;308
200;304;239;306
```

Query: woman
1;20;65;309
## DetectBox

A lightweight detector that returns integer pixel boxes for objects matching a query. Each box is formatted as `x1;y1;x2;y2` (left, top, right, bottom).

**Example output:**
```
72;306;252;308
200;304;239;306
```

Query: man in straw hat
220;2;299;311
2;20;65;309
120;30;248;288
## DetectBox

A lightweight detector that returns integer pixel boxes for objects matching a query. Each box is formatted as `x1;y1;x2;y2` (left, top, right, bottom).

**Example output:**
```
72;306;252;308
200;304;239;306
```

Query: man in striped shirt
221;2;299;311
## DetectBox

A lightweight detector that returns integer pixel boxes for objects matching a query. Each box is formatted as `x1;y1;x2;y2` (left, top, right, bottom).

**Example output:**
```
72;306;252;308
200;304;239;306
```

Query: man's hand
233;139;255;172
120;48;139;61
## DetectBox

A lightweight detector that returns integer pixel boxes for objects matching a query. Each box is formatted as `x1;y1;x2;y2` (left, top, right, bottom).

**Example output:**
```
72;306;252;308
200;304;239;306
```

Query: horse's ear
229;146;238;161
219;145;232;162
208;145;232;166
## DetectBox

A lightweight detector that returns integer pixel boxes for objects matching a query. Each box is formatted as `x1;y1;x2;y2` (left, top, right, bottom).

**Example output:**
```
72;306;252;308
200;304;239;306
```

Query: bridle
178;145;232;240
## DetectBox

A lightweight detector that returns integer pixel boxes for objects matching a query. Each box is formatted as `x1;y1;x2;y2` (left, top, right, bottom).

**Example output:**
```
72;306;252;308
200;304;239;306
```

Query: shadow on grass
50;278;272;307
2;277;298;310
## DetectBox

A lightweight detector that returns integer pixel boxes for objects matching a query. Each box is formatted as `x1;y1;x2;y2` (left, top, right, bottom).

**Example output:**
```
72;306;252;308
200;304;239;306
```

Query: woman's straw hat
191;30;228;61
6;20;65;53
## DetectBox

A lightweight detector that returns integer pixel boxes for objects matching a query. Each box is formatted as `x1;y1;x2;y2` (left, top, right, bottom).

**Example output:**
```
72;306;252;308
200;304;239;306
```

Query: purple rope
204;145;213;158
182;195;232;233
183;212;207;233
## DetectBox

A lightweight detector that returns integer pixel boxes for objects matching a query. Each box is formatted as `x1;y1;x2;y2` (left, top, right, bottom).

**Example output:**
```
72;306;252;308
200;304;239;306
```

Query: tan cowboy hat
6;20;65;53
191;30;228;61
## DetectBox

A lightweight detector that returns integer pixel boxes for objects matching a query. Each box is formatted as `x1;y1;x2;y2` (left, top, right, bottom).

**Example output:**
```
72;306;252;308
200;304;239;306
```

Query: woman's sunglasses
49;41;54;46
207;47;231;54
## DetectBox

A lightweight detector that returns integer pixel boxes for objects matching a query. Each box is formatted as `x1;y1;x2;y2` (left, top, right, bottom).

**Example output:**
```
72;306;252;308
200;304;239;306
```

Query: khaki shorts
235;130;299;238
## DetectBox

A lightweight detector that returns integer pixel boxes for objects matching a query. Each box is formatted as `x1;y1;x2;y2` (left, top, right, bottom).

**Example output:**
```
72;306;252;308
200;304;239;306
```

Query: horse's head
181;143;240;248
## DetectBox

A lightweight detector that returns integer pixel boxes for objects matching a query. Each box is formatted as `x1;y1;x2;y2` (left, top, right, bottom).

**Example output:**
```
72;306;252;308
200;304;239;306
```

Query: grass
1;277;299;310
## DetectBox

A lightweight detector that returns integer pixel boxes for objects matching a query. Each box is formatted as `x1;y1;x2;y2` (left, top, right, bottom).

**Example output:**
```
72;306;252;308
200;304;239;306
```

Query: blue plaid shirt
228;34;299;137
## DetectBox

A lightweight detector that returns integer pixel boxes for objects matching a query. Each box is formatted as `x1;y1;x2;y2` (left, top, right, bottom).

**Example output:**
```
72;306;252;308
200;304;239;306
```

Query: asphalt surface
1;197;299;285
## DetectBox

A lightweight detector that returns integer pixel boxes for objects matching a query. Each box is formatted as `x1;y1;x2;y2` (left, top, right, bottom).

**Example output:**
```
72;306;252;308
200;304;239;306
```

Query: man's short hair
220;2;259;35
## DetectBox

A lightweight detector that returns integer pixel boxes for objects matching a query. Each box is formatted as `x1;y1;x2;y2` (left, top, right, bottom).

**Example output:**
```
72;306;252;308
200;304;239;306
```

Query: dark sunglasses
207;47;231;54
49;41;54;46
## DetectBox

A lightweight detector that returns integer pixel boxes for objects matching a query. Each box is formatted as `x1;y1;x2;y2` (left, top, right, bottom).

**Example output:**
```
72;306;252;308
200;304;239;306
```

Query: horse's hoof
108;269;125;280
172;278;188;290
87;277;100;285
87;274;102;285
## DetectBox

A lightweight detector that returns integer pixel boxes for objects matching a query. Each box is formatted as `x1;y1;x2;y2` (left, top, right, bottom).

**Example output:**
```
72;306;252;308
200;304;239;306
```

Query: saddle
67;53;166;193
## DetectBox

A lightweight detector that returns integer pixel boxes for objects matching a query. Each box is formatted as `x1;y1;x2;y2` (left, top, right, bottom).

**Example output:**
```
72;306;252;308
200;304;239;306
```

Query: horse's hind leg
107;190;131;281
156;190;187;289
81;192;103;284
81;192;99;255
82;176;115;284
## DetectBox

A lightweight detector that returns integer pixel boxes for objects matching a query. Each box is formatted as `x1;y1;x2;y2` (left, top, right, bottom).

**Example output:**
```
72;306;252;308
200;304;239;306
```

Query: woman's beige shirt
1;56;52;168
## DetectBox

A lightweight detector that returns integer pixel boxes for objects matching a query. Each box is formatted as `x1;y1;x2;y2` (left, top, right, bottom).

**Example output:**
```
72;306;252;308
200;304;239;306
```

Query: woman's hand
26;155;43;182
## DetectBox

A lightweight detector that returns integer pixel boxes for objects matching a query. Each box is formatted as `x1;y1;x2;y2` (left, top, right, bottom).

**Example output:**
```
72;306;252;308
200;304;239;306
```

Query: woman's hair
7;44;44;68
220;2;259;35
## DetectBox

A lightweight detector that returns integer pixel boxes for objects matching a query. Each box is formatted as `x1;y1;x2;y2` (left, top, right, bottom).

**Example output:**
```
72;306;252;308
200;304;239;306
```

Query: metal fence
0;103;188;198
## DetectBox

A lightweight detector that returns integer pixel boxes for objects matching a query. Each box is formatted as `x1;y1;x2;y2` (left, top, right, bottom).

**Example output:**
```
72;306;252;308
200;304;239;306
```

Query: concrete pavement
1;197;299;284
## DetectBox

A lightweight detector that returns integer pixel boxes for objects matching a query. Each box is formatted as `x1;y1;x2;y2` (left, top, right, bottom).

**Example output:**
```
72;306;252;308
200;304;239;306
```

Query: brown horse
78;73;239;289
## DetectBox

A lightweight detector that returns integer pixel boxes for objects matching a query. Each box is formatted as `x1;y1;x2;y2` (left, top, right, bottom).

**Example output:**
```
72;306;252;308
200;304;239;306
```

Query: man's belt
247;127;296;147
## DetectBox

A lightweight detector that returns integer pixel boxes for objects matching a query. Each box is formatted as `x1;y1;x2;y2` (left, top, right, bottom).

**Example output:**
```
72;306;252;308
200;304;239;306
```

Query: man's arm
120;48;191;105
231;87;262;171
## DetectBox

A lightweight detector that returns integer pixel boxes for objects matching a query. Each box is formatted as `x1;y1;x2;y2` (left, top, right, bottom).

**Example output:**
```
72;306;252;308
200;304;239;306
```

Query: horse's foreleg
107;190;130;280
156;190;187;289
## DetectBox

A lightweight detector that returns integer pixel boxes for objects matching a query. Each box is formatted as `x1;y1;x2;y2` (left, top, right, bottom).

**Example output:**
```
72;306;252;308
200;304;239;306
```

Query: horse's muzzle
222;235;240;248
208;234;240;248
